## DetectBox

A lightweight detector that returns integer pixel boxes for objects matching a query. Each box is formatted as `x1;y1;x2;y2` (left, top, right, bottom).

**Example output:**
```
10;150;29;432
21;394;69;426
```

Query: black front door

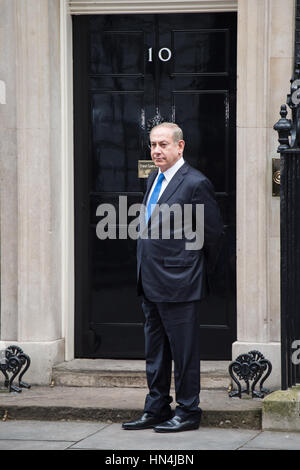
73;13;237;359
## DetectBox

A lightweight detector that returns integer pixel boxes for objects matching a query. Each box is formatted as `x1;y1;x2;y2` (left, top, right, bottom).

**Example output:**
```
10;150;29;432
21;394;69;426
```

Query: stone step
52;359;232;390
0;386;262;430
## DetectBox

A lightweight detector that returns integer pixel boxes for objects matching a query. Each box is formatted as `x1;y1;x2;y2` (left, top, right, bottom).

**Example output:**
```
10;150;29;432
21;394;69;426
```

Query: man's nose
152;145;161;153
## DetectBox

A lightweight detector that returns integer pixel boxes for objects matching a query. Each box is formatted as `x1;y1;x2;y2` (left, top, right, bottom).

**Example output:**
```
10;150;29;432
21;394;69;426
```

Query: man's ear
178;140;185;154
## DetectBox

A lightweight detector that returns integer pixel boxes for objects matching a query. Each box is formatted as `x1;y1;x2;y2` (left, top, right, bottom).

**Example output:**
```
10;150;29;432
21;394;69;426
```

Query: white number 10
148;47;172;62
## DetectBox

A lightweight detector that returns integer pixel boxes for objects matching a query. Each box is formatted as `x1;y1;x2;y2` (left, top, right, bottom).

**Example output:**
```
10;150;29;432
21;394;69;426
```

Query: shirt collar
158;157;185;183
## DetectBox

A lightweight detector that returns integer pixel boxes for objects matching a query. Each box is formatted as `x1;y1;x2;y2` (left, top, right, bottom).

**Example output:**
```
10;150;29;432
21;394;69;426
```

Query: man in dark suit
122;123;223;432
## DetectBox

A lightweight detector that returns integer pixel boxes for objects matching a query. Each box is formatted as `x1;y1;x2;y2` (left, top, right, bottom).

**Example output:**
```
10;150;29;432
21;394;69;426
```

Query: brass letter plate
272;158;280;197
138;160;156;178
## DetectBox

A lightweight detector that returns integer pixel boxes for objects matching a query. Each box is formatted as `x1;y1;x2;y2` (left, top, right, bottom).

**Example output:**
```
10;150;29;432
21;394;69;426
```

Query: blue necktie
146;173;165;223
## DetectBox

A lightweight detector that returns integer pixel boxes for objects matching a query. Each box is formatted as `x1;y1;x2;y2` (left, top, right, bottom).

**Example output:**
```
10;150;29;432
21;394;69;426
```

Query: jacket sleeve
191;177;224;275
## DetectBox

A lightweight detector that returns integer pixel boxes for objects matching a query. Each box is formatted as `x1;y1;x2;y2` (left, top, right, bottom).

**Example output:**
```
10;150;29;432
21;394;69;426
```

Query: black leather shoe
122;413;170;430
154;415;200;433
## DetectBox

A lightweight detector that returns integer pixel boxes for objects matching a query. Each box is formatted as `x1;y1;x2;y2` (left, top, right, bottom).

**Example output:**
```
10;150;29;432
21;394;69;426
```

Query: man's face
150;127;185;172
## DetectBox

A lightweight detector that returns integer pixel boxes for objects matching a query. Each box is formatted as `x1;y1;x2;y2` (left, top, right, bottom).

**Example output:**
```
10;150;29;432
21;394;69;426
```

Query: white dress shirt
146;157;185;206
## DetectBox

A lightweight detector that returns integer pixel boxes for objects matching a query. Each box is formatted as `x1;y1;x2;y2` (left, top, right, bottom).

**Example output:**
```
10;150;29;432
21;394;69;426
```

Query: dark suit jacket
137;161;224;302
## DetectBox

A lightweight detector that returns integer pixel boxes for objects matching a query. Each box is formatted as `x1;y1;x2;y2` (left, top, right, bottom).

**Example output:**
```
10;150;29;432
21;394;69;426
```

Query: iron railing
274;62;300;389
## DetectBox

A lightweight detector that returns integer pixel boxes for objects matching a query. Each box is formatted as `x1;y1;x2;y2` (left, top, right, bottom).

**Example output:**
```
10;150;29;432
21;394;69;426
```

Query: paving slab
0;419;298;450
0;440;73;450
0;419;106;441
241;430;300;450
0;419;107;450
70;423;259;450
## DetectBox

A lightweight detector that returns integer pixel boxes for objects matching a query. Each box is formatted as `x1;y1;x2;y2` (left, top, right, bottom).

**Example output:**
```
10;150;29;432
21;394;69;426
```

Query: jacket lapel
157;161;189;204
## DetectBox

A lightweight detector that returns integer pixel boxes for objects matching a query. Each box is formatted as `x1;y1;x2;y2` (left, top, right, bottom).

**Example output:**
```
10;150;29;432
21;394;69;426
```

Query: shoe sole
154;424;200;433
122;424;155;430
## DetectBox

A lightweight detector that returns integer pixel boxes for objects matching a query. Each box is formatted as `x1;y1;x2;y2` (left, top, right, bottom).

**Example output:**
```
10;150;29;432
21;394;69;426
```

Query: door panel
172;91;228;189
91;93;145;192
73;12;237;359
90;31;145;75
172;30;229;74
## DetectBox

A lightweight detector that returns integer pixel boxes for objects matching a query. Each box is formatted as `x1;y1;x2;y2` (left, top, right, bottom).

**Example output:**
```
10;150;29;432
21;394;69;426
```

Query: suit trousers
142;295;201;420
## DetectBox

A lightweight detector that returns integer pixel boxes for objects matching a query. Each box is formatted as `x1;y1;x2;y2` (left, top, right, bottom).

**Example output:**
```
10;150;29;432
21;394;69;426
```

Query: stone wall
0;0;64;384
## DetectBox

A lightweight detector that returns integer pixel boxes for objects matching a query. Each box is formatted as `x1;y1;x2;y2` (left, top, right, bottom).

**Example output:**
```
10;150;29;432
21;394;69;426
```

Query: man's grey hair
150;122;183;143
